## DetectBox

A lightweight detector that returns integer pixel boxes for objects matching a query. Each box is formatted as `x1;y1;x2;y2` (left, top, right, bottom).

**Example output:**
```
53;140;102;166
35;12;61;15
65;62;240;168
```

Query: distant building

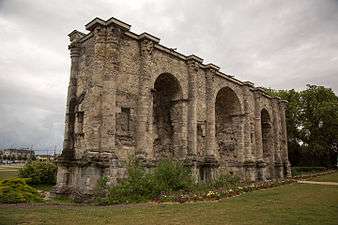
36;154;56;161
0;148;35;164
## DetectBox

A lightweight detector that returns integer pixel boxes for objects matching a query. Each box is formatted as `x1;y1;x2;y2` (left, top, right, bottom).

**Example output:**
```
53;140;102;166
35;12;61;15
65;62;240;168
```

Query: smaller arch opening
152;73;183;160
261;108;272;159
215;87;242;161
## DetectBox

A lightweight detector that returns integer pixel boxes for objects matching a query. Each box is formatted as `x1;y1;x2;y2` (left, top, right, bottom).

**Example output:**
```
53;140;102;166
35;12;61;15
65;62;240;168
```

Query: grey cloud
0;0;337;152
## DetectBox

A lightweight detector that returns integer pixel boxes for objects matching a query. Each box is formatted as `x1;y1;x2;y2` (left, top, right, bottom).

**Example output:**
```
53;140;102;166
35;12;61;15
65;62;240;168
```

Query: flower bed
153;179;295;204
153;170;337;204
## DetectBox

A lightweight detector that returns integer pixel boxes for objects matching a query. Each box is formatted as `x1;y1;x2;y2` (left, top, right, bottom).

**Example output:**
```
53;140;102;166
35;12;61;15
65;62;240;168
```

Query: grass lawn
1;181;338;225
309;171;338;183
0;165;21;179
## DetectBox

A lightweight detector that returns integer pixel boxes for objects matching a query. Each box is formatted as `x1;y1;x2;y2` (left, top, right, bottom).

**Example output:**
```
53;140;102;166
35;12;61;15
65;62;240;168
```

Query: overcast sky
0;0;337;152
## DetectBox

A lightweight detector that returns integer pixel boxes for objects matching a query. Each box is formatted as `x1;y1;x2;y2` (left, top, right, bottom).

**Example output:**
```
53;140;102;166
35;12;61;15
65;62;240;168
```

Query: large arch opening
152;73;183;160
215;87;242;161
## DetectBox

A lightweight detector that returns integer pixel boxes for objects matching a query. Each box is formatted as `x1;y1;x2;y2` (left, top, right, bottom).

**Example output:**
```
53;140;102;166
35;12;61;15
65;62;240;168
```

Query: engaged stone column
253;91;263;160
253;90;266;180
280;101;292;177
136;34;159;161
99;26;124;153
242;82;255;161
186;55;202;158
272;98;283;179
205;64;219;161
242;82;256;181
62;31;83;159
86;25;107;153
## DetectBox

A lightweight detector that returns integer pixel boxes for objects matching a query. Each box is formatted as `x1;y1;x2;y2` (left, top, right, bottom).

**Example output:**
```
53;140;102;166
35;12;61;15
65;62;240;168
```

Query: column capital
205;63;220;74
106;26;123;44
93;25;107;44
68;44;81;58
187;54;203;72
279;100;288;110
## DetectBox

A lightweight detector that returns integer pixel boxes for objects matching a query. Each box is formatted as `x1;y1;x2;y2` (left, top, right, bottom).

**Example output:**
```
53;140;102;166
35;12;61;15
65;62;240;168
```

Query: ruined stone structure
56;17;291;194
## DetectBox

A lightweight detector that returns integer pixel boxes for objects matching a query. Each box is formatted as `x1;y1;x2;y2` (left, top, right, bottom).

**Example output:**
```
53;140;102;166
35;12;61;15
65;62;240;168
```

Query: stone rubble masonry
55;17;291;195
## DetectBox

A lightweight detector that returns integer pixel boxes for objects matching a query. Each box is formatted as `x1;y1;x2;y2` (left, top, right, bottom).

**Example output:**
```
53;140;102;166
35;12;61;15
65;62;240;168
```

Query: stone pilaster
136;35;157;161
241;82;256;181
253;91;266;180
242;82;255;161
186;55;202;159
205;64;218;162
62;32;82;160
280;101;292;177
86;25;107;153
272;98;283;179
99;26;123;153
253;92;264;161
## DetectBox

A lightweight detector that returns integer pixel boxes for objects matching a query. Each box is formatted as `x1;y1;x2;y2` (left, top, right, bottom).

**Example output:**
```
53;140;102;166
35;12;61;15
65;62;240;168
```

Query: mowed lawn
0;164;21;179
1;172;338;225
309;171;338;182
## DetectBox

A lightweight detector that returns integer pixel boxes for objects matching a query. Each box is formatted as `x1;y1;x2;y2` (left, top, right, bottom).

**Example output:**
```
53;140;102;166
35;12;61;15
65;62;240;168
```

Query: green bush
108;165;153;204
152;160;193;193
209;174;241;189
102;160;243;205
107;160;192;204
18;160;57;185
0;178;42;203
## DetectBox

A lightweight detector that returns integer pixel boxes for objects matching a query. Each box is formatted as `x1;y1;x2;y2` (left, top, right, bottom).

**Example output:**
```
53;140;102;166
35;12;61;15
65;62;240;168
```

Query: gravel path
297;180;338;186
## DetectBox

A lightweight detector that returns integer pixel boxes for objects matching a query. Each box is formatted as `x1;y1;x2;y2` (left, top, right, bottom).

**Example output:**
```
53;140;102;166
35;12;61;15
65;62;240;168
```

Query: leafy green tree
266;85;338;167
300;85;338;166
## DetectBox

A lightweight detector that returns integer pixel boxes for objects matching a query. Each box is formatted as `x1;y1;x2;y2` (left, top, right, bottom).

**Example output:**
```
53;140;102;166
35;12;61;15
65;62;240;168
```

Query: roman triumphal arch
56;17;291;194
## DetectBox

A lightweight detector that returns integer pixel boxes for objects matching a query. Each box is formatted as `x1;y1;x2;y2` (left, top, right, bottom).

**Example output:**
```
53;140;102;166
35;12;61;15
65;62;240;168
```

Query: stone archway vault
152;73;185;160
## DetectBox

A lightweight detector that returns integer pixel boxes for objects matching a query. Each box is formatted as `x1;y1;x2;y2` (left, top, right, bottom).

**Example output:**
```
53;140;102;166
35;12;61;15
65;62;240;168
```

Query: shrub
107;160;193;204
108;163;153;204
0;178;42;203
209;174;241;189
152;160;193;193
18;160;57;185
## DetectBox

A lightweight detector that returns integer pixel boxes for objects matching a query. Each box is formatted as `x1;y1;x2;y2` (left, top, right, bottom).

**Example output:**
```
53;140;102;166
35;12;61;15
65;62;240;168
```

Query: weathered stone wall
56;17;291;195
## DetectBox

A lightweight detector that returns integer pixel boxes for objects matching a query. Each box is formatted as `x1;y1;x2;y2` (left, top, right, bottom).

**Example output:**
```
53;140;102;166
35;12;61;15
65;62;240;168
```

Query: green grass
0;183;337;225
309;171;338;182
0;165;21;179
291;166;328;176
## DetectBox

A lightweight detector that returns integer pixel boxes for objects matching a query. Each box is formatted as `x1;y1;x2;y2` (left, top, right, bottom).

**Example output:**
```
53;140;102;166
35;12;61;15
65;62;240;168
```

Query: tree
300;85;338;166
266;85;338;167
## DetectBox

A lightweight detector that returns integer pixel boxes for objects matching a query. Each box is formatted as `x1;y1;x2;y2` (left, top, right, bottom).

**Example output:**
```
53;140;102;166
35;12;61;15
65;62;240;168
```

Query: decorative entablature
70;17;287;106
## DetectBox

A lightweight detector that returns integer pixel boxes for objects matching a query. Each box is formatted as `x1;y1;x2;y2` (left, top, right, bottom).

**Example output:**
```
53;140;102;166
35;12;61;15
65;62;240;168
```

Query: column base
54;151;126;198
243;160;256;181
274;162;284;179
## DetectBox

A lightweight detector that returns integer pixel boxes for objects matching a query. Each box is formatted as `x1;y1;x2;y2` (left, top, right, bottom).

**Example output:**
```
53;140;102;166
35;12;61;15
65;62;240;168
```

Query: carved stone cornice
85;17;130;32
68;30;85;43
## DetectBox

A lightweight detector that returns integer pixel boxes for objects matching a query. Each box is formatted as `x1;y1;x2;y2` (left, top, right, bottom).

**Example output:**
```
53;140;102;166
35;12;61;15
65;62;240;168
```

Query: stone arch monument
56;17;291;194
